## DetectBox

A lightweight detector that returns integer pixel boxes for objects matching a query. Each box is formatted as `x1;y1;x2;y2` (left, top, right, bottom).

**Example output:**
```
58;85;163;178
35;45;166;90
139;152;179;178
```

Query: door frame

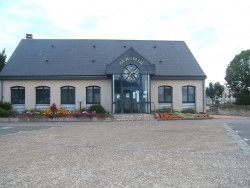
121;87;142;113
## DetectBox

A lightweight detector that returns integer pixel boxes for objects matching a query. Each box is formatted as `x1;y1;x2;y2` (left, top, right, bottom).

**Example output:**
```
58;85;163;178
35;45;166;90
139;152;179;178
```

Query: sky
0;0;250;86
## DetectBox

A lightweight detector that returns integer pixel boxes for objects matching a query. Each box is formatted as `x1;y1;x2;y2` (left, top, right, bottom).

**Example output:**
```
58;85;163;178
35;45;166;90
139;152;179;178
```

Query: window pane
43;89;50;104
61;89;68;104
158;87;164;102
11;87;25;104
86;87;93;103
86;86;100;104
165;87;172;102
182;86;188;102
61;86;75;104
36;89;43;103
188;87;195;102
36;87;50;104
182;86;195;103
159;86;172;103
68;89;75;104
93;87;100;103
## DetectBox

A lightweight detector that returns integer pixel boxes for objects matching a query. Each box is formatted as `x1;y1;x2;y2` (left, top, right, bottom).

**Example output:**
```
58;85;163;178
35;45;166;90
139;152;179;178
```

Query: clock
122;64;140;82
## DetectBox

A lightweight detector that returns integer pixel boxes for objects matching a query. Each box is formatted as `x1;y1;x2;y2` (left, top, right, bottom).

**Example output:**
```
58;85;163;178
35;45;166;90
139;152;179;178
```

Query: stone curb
222;123;250;159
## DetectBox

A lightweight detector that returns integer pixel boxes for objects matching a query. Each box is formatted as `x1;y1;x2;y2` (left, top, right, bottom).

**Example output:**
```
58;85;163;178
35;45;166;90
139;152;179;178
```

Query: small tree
0;48;7;72
225;49;250;105
206;82;224;105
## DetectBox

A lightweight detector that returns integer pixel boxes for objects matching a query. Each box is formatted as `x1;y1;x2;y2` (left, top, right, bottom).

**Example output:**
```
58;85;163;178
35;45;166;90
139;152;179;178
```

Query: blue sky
1;0;250;85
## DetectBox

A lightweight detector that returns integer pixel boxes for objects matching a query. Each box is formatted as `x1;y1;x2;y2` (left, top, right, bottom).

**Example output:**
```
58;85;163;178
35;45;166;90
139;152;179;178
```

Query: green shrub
0;108;13;117
0;101;12;111
156;108;174;113
88;104;106;114
181;108;196;114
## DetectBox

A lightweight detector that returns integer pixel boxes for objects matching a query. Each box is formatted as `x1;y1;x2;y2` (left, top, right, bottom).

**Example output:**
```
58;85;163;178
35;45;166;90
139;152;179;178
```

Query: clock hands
123;65;140;82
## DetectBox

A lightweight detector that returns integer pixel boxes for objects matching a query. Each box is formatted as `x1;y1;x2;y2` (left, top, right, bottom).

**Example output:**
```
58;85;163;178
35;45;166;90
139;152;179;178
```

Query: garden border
155;113;213;120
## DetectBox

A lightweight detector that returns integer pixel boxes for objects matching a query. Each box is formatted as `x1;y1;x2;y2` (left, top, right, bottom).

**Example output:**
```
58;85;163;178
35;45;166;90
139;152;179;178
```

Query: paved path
0;116;250;187
228;123;250;145
0;126;56;136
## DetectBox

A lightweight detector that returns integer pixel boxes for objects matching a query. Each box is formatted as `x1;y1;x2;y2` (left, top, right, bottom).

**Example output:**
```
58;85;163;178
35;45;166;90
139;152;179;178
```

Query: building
0;38;206;113
206;85;236;105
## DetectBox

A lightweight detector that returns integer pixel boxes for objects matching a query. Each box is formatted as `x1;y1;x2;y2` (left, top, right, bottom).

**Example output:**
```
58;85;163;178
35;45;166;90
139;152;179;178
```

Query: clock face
122;64;140;82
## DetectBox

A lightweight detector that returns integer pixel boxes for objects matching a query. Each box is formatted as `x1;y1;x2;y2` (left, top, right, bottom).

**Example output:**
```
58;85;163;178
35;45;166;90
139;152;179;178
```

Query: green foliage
87;104;106;114
214;82;224;98
0;101;12;110
206;82;224;105
155;108;174;113
0;108;13;117
225;49;250;105
206;82;216;102
181;108;196;114
0;48;7;72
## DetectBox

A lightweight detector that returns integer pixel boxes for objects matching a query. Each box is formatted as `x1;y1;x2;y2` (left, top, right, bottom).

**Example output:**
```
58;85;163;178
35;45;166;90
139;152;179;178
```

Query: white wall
151;79;205;112
2;79;112;112
2;79;206;113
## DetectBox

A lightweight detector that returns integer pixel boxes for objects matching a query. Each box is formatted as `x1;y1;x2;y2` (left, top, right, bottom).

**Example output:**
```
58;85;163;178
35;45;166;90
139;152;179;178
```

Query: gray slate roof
0;39;206;80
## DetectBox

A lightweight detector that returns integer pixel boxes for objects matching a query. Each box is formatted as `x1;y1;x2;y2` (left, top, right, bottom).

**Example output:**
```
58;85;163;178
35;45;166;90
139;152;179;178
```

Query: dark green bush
181;108;196;114
156;108;174;113
0;101;12;110
88;104;106;114
0;108;13;117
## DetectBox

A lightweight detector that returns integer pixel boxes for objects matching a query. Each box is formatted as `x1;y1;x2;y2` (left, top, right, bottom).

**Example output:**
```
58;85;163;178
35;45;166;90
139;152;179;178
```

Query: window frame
61;86;75;104
86;86;101;105
11;86;25;104
36;86;50;104
158;86;172;103
182;86;195;103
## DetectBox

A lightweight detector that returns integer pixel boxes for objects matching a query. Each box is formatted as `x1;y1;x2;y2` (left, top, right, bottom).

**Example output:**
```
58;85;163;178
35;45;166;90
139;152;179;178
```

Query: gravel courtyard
0;117;250;187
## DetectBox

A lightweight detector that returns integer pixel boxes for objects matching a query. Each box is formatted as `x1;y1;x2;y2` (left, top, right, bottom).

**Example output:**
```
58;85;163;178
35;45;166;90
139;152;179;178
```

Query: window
11;86;25;104
182;86;195;103
158;86;172;103
61;86;75;104
36;86;50;104
86;86;100;104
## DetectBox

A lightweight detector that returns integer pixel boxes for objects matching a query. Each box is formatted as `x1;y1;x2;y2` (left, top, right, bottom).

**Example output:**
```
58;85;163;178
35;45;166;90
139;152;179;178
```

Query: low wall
0;117;113;123
207;105;250;117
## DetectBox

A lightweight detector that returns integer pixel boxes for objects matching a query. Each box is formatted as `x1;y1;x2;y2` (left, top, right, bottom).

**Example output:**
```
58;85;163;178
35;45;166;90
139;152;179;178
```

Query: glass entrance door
112;74;151;114
122;89;140;113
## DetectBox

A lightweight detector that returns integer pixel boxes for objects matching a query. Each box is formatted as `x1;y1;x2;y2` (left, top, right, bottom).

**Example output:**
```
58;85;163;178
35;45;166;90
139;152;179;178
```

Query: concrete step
113;114;156;121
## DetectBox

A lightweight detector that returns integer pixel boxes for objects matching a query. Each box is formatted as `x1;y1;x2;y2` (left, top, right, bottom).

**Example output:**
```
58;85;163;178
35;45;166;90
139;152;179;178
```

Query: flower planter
155;113;212;120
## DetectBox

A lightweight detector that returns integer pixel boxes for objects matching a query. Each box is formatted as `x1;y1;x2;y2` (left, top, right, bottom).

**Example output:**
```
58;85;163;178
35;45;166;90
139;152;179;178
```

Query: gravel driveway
0;116;250;187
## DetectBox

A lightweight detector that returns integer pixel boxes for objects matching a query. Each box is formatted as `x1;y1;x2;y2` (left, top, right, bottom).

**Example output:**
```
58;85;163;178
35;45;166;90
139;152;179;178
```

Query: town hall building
0;37;207;113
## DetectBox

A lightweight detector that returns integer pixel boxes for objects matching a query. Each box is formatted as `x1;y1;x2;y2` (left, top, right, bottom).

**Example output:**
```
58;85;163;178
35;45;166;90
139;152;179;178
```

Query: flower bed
12;112;107;118
155;112;212;120
7;103;113;122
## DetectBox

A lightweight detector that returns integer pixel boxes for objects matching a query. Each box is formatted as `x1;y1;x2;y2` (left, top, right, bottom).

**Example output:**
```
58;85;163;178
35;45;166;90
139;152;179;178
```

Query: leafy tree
0;48;7;72
225;49;250;105
206;82;216;104
206;82;224;105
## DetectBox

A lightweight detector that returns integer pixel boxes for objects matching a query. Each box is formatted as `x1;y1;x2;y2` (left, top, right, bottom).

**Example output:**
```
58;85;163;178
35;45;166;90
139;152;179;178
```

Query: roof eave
0;75;109;80
152;75;207;80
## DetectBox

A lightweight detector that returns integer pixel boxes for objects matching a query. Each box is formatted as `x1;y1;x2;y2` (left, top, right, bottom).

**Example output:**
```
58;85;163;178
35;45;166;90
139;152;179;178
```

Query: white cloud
1;0;250;85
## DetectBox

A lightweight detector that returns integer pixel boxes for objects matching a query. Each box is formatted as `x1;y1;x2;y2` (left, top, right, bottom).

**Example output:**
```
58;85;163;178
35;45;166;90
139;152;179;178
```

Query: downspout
0;80;3;102
202;79;205;112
